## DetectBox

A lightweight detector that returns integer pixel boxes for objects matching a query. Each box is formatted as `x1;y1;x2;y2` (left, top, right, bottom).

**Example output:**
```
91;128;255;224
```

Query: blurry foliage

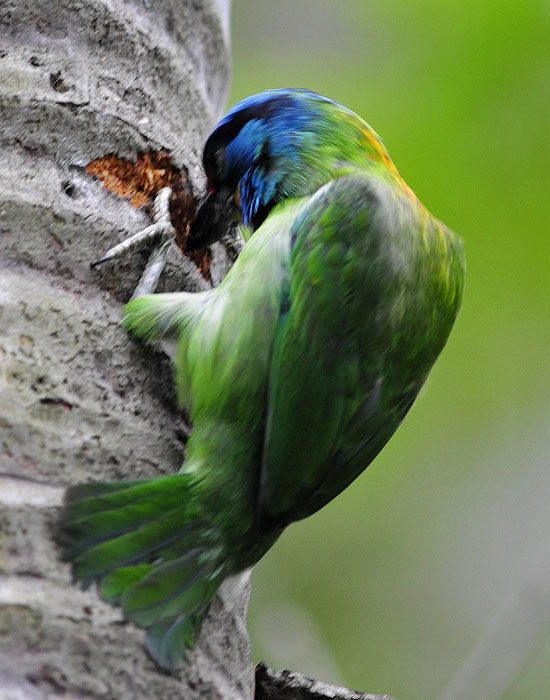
229;2;550;699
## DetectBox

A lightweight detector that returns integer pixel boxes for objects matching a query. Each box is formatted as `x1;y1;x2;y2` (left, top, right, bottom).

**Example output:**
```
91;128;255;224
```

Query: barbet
60;89;465;670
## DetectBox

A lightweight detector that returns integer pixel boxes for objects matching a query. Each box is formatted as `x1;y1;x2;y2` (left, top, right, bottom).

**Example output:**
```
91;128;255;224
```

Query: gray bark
0;1;255;698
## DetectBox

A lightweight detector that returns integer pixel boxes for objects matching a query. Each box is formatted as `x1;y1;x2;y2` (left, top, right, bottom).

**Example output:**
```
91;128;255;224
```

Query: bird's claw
92;187;175;298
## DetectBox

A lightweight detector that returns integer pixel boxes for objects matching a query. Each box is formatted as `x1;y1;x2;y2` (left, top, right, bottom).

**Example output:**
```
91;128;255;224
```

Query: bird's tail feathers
59;475;224;670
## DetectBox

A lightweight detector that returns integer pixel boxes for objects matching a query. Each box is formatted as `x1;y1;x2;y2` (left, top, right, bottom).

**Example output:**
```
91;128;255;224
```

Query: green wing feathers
259;176;381;523
259;174;463;525
59;476;224;670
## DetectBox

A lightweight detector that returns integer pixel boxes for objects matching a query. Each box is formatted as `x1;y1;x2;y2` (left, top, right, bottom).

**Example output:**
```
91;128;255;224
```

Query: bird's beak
186;186;240;250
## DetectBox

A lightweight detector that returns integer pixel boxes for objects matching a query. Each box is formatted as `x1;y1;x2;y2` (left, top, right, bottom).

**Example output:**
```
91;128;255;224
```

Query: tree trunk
0;1;255;698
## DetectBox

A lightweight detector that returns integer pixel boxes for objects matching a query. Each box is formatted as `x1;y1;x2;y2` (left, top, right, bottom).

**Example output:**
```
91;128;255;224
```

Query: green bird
60;89;465;670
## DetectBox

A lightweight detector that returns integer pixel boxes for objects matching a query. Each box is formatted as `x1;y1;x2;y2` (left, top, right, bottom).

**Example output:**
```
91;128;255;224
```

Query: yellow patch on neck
360;127;417;200
360;127;395;168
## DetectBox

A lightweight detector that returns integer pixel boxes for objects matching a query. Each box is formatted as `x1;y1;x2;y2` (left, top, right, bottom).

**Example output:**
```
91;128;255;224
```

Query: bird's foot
92;187;175;298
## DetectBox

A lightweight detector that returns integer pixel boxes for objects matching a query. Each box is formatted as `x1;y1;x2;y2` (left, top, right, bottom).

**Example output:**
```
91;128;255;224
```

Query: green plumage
60;89;464;670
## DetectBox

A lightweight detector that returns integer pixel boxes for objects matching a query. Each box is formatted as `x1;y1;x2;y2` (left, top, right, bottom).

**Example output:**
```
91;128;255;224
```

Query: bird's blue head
187;89;391;249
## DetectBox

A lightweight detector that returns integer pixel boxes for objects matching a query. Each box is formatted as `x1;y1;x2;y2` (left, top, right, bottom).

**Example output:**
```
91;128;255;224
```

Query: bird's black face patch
186;186;239;250
203;146;226;189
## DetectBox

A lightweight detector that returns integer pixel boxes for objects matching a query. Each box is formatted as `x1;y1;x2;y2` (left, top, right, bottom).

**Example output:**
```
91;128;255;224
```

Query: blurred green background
228;2;550;699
